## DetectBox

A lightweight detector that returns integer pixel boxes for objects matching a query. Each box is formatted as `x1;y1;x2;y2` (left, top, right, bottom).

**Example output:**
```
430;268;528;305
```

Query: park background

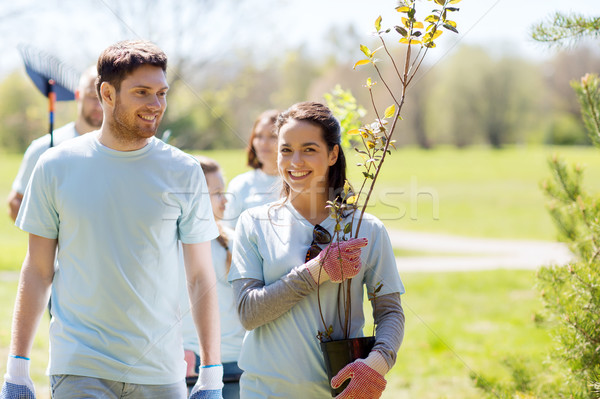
1;0;600;398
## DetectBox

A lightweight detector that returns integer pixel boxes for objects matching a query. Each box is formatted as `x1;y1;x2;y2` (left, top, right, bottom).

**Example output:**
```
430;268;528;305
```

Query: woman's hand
307;238;368;284
331;351;388;399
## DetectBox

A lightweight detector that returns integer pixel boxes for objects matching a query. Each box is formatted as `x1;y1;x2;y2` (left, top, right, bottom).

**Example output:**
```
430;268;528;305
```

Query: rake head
18;44;79;101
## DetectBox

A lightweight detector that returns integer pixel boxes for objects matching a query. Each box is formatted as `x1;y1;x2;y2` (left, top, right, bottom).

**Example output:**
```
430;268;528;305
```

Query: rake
18;44;79;147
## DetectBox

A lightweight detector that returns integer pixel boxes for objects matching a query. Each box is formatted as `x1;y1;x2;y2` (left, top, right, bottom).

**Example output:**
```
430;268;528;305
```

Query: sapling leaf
434;0;445;5
343;180;351;196
449;0;462;3
353;59;371;69
395;6;411;13
443;23;459;33
384;104;396;118
425;15;440;23
413;21;424;29
344;222;353;234
375;15;382;31
395;26;409;37
360;44;372;57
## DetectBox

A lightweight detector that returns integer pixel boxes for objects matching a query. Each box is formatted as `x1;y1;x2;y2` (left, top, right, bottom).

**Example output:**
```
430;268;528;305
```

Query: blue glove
189;364;223;399
1;356;36;399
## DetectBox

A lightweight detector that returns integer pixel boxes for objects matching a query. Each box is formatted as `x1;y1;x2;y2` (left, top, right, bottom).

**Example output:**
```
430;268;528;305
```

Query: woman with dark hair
181;156;244;399
228;102;405;398
224;109;281;228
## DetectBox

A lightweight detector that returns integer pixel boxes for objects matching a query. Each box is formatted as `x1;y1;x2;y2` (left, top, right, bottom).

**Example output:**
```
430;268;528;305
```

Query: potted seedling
317;1;461;396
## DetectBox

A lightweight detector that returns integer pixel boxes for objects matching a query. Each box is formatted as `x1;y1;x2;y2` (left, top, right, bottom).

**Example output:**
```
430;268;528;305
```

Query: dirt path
388;229;574;273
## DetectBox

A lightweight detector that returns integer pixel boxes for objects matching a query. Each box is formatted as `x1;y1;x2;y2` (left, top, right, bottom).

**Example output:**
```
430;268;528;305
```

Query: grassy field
2;145;600;271
0;145;594;397
0;270;553;398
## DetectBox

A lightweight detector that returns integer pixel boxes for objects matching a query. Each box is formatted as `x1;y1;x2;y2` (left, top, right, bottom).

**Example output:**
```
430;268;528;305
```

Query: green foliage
323;84;366;150
572;74;600;146
537;60;600;399
544;113;589;145
532;13;600;47
0;72;55;152
539;152;600;398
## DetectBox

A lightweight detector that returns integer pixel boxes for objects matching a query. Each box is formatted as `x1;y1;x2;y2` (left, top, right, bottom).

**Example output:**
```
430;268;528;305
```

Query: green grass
380;269;555;399
0;145;593;397
0;270;552;399
202;145;600;240
3;145;600;271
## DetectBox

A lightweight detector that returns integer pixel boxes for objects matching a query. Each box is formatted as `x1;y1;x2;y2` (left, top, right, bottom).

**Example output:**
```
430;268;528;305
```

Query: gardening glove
331;351;388;399
189;364;223;399
1;356;36;399
307;238;368;284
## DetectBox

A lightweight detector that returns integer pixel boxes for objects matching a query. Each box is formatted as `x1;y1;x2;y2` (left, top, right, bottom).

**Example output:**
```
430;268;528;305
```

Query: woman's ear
329;144;340;166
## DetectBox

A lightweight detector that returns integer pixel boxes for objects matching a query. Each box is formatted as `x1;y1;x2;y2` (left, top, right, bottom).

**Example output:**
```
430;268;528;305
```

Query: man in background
6;65;102;221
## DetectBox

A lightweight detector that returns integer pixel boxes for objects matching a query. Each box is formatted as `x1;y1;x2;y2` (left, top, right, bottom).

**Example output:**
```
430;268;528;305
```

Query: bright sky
1;0;599;78
281;0;600;62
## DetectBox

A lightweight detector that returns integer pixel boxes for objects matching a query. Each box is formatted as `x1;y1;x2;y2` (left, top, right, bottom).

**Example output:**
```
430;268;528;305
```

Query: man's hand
1;356;36;399
189;365;223;399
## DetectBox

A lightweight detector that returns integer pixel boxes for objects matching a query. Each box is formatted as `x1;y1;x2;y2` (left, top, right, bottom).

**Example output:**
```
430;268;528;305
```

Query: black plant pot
320;336;376;397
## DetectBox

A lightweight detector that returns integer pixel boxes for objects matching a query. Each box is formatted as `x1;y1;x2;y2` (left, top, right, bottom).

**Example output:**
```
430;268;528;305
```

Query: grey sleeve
371;292;405;369
231;267;318;330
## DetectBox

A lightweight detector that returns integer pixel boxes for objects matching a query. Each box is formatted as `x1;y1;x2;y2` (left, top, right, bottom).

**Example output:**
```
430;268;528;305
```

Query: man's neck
97;126;150;152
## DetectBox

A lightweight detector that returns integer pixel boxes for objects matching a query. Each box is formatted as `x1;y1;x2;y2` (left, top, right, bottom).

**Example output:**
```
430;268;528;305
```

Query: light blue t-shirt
12;122;79;194
223;169;280;228
16;132;219;385
179;227;244;363
228;201;405;398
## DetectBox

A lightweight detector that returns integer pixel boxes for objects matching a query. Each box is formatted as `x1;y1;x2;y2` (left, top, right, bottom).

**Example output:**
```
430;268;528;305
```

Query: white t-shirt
223;169;280;228
16;132;218;385
179;227;244;363
228;201;405;398
12;122;79;194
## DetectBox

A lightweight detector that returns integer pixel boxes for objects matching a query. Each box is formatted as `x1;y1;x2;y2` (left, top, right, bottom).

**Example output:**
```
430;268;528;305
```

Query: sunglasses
305;224;332;262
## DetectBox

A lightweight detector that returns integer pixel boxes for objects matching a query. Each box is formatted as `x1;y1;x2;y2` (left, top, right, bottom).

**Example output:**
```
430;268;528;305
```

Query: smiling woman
228;101;405;399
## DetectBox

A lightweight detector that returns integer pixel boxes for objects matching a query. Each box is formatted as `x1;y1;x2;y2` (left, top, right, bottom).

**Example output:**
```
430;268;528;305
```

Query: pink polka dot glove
315;238;368;283
331;356;387;399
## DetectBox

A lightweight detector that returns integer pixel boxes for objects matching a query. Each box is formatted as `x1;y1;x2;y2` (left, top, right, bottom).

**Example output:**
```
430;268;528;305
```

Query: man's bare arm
182;241;221;366
10;234;56;357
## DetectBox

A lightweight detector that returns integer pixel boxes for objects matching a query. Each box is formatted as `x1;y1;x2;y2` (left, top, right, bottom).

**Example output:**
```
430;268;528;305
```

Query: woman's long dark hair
276;102;347;201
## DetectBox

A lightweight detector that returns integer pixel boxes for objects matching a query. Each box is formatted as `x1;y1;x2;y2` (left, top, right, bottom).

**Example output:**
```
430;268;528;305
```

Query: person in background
6;65;103;221
228;102;405;398
181;156;244;399
1;40;223;399
223;109;280;228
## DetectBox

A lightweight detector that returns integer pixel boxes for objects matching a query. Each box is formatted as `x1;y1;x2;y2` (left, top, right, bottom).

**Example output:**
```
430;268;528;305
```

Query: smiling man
1;40;224;399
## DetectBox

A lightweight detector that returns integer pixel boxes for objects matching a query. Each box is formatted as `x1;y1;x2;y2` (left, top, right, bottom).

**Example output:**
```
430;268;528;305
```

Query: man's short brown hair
96;40;167;101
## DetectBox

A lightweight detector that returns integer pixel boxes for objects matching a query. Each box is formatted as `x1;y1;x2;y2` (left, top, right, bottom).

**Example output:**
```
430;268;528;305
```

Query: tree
532;13;600;47
539;72;600;399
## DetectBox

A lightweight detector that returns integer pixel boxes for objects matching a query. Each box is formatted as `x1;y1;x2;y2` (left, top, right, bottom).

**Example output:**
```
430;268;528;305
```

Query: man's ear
100;82;115;107
74;89;80;101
